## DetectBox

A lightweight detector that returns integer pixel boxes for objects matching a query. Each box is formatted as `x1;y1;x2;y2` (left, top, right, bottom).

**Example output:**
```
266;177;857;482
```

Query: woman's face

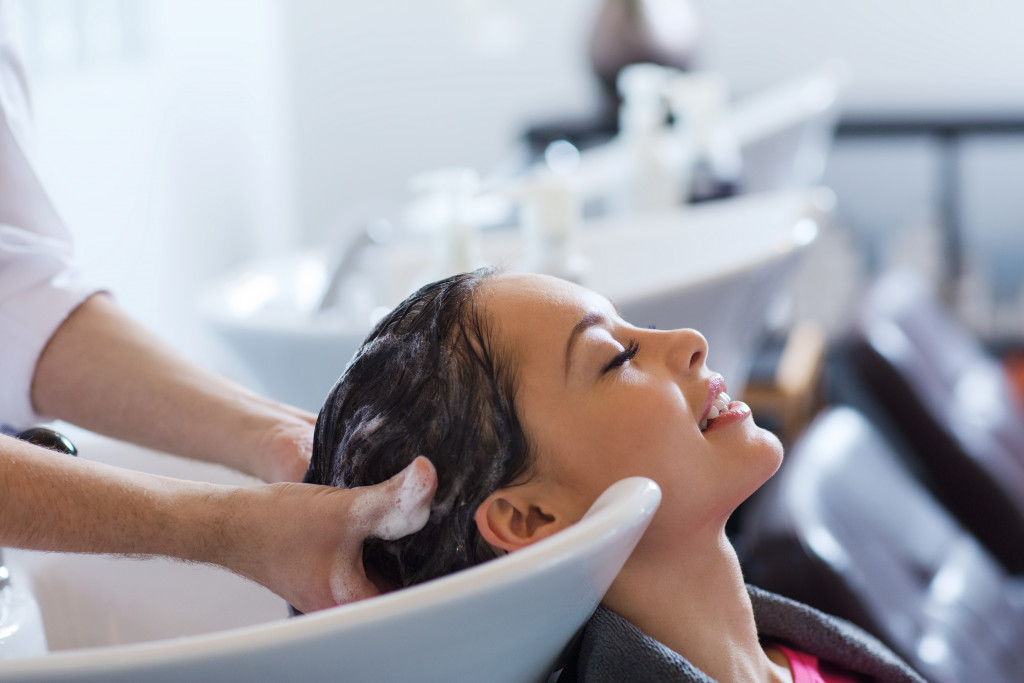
479;272;783;545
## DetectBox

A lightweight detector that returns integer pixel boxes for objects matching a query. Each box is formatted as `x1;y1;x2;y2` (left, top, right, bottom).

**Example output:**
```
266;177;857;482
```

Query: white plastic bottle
408;167;486;281
510;176;586;283
665;72;742;203
613;63;681;213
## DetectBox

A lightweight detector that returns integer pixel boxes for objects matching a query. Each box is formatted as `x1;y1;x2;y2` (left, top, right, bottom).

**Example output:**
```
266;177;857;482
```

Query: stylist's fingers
327;457;437;605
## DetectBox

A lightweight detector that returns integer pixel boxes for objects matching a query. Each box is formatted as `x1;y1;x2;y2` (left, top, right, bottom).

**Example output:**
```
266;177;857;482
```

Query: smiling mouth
699;390;732;432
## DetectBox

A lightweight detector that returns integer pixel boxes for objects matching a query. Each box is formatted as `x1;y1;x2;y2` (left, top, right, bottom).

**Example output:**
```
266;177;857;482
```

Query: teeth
701;390;732;433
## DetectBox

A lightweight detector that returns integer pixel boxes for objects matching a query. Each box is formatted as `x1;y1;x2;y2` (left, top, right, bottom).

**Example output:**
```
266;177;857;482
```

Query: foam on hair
305;268;534;588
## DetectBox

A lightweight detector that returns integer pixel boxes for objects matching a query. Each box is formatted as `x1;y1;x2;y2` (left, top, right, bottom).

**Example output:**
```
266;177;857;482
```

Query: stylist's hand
228;456;437;613
251;410;316;483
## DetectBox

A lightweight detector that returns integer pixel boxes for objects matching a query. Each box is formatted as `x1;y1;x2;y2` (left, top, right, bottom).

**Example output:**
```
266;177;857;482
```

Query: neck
601;523;789;683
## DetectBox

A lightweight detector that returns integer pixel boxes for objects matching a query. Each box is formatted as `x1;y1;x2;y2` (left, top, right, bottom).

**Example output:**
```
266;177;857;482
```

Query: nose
660;328;708;375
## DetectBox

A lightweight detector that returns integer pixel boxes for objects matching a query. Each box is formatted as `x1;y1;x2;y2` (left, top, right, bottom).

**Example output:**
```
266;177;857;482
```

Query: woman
306;268;923;682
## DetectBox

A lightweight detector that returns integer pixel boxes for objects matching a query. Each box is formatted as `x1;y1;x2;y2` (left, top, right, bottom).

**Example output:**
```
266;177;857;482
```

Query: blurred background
13;0;1024;363
9;2;1024;678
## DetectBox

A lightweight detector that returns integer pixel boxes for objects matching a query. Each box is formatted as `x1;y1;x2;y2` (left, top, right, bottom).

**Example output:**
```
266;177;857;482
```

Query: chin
734;425;785;503
756;427;785;482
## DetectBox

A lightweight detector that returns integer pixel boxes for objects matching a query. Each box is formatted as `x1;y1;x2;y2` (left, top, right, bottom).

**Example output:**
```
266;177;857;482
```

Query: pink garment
774;643;864;683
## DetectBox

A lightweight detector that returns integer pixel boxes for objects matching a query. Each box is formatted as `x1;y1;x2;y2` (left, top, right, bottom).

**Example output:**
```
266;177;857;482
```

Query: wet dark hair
304;267;534;588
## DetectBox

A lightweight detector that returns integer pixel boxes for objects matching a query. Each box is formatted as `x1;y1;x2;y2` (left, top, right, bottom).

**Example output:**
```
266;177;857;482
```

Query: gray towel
563;585;926;682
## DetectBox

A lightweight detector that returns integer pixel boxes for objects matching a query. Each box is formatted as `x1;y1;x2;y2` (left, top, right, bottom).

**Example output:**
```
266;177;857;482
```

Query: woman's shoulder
562;605;715;683
747;585;925;683
560;589;926;683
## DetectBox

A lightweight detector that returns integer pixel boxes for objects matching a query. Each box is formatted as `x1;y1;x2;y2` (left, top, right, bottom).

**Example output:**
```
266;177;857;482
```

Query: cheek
543;389;696;490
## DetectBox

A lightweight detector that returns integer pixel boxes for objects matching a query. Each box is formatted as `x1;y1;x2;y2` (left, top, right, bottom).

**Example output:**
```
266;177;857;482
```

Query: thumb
326;458;437;606
351;455;438;541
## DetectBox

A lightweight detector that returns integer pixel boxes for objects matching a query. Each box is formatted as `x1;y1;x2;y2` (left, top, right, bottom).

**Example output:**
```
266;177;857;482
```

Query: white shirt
0;4;98;428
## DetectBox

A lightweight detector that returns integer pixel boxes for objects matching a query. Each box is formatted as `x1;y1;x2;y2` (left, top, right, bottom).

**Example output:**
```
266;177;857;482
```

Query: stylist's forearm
0;434;237;560
30;294;314;482
1;435;439;612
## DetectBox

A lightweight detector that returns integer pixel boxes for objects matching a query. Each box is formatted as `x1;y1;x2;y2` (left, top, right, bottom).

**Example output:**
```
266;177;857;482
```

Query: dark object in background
844;271;1024;574
15;426;78;456
741;320;828;446
687;154;742;204
588;0;699;106
739;406;1024;683
524;0;700;158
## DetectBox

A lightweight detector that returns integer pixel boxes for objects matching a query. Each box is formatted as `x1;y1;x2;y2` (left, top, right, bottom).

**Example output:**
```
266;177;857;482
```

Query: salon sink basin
200;188;831;411
0;429;660;682
1;430;286;659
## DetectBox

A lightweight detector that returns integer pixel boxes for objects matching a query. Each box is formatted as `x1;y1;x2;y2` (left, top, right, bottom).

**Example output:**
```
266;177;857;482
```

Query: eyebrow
564;311;609;380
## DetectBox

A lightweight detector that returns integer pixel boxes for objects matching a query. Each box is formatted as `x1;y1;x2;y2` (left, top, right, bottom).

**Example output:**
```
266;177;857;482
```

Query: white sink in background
0;429;660;682
200;188;832;411
586;188;831;396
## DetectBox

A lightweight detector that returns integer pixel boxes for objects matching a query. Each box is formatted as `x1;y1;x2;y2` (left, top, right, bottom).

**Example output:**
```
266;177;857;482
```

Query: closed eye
604;338;639;373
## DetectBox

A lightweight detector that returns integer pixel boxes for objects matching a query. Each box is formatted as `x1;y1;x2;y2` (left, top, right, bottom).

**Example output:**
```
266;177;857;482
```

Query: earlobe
474;491;566;553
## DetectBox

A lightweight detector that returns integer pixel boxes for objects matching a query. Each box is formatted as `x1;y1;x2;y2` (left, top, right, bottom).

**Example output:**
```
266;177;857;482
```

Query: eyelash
604;338;640;373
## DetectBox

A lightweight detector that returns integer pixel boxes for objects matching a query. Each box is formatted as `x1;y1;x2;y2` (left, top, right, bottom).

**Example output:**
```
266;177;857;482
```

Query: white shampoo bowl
581;187;832;396
0;432;660;682
729;63;847;194
201;187;830;409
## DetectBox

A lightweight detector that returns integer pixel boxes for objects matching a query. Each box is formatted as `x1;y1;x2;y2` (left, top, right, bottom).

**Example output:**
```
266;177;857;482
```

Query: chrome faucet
316;218;393;313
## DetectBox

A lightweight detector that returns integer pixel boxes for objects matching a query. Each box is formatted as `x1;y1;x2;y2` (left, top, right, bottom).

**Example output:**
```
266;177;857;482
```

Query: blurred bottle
614;63;681;213
665;72;742;203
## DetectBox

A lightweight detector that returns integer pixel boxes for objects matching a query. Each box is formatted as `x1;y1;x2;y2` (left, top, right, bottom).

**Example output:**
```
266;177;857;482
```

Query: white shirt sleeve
0;9;99;429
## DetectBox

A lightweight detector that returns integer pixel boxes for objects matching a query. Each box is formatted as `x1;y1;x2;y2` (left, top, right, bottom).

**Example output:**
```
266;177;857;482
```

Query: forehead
477;273;613;349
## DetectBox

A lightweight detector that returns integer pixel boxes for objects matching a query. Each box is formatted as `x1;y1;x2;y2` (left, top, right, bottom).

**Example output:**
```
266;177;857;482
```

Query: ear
473;488;569;553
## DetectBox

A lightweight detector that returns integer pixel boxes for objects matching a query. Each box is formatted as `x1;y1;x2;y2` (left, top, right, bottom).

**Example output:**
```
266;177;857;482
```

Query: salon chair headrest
845;270;1024;574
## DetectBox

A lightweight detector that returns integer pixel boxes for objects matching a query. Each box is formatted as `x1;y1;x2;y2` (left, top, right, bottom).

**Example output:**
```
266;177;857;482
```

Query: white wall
21;0;295;360
695;0;1024;115
693;0;1024;322
283;0;599;245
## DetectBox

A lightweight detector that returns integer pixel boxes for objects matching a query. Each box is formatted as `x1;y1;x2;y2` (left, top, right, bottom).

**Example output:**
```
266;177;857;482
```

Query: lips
702;400;752;433
699;376;728;432
698;375;751;433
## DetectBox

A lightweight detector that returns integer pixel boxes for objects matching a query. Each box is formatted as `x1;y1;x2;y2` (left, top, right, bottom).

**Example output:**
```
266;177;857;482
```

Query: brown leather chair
845;271;1024;574
739;406;1024;683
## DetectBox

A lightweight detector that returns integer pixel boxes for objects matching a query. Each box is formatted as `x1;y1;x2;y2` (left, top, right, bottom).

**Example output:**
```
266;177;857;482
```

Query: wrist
199;482;341;610
179;483;262;572
251;417;315;483
138;478;239;565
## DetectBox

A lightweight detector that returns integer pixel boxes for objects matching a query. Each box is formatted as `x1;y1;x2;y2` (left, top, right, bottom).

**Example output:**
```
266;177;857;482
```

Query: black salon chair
844;270;1024;574
738;406;1024;683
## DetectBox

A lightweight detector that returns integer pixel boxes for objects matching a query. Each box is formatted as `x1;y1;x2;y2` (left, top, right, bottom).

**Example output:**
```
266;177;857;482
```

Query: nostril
689;348;705;370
